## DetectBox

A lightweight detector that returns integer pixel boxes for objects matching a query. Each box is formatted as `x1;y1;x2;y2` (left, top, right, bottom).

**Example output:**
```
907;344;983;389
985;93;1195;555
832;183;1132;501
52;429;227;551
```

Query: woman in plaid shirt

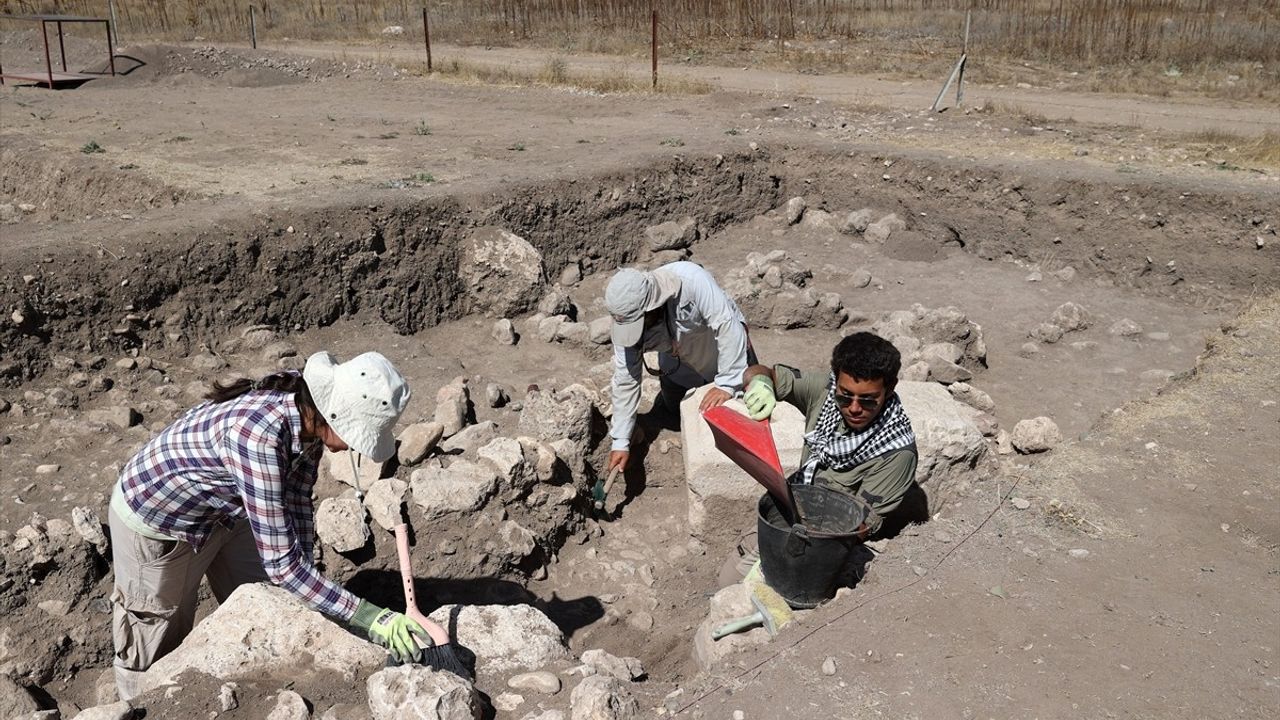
108;351;445;700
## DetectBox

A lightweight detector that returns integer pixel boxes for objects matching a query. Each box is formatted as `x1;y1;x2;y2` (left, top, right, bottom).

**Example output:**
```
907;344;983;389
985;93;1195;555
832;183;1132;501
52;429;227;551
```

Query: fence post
651;8;658;89
249;5;258;49
423;6;433;71
108;0;119;48
956;10;971;105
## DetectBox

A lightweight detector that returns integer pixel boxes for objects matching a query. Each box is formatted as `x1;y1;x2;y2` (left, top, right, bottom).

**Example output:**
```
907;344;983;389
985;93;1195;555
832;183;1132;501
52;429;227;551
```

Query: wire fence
2;1;1276;64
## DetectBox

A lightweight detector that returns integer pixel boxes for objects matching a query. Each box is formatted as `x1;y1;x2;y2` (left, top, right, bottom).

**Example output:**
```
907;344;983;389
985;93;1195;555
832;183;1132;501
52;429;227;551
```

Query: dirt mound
1;139;190;224
90;44;393;88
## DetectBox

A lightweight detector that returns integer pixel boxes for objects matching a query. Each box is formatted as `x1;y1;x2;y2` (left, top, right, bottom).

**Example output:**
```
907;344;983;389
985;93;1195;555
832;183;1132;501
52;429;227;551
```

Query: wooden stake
108;0;119;48
422;6;433;71
249;5;257;49
931;53;966;112
651;8;658;90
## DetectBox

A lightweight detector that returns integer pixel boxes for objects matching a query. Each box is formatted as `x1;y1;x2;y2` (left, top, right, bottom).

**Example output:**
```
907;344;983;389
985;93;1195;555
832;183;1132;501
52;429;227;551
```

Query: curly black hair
831;332;901;388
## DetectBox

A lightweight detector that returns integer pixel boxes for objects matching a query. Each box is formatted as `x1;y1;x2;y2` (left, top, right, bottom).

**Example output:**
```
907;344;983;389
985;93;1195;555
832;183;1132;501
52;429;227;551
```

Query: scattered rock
559;261;582;286
72;506;109;552
1050;302;1091;332
518;390;593;457
995;429;1013;455
363;478;408;531
581;649;645;681
1108;318;1143;337
139;584;385;695
494;692;525;713
0;674;40;718
410;460;499;520
864;213;906;243
1146;331;1171;342
425;604;569;675
460;227;545;317
486;383;509;408
538;287;578;319
508;671;561;695
784;196;806;225
1019;342;1040;357
434;381;471;437
587;316;612;345
1011;497;1031;510
366;665;480;720
821;657;837;676
947;382;995;413
1010;417;1062;453
321;450;384;492
492;319;518;346
219;682;239;711
316;497;370;553
569;675;639;720
1028;323;1064;344
36;464;60;475
724;251;845;330
850;268;872;288
644;217;699;251
70;701;134;720
86;406;142;429
841;209;875;234
1051;266;1077;282
398;422;445;466
266;690;311;720
1069;548;1090;559
440;421;499;455
537;315;567;343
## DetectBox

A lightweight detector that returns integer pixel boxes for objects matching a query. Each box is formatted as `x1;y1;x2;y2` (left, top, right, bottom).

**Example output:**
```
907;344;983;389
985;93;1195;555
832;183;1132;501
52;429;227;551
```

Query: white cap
303;351;411;463
604;268;652;347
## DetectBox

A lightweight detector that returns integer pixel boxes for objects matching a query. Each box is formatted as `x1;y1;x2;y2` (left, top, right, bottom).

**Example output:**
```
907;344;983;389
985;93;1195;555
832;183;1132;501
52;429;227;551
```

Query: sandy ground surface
279;39;1280;137
1;38;1278;720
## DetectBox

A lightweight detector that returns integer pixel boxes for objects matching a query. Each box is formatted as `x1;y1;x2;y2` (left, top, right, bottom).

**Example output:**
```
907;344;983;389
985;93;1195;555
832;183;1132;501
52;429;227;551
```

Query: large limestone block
140;584;385;694
321;449;384;492
680;385;806;537
426;604;568;675
410;460;499;520
460;227;545;317
367;665;480;720
896;381;988;498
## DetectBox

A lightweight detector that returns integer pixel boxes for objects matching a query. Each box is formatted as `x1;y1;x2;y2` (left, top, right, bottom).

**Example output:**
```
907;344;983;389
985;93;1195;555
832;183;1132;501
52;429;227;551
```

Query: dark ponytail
205;372;324;427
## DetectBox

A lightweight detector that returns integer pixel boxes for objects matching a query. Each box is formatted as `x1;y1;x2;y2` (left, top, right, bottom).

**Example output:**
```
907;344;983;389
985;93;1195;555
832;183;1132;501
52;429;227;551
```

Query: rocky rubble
722;250;848;330
870;303;988;383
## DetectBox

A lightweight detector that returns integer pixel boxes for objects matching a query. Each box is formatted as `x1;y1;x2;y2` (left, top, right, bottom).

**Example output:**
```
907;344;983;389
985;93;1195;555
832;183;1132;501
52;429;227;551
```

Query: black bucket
757;485;868;609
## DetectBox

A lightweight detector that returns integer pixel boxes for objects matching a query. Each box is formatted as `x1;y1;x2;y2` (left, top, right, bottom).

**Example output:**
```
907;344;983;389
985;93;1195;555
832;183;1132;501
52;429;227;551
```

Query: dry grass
413;55;713;96
1184;130;1280;168
4;1;1275;100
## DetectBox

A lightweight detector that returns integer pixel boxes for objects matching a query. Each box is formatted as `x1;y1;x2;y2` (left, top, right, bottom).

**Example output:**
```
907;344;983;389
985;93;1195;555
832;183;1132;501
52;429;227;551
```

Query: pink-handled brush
394;522;471;679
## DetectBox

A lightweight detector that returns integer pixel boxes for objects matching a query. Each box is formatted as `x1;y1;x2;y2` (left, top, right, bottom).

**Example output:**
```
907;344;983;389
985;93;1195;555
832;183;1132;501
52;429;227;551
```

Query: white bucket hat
303;351;411;463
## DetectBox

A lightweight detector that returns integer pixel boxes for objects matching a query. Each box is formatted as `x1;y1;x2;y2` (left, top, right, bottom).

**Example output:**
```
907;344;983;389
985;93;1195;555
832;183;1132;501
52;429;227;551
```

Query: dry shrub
419;56;711;96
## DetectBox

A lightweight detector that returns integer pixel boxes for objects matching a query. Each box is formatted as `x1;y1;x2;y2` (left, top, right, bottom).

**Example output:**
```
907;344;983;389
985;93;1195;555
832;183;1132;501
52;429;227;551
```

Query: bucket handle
785;523;810;557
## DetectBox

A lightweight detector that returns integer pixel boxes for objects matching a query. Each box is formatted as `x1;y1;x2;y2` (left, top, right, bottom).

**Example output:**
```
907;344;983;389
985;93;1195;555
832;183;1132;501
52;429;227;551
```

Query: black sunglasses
834;391;881;411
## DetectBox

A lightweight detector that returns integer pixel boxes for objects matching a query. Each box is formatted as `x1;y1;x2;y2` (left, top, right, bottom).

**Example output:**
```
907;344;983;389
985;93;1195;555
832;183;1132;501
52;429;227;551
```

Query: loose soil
1;39;1277;720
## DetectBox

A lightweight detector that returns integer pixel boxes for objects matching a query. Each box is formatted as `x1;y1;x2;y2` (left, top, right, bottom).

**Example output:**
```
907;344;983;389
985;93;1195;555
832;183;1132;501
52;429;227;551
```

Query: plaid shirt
117;389;360;622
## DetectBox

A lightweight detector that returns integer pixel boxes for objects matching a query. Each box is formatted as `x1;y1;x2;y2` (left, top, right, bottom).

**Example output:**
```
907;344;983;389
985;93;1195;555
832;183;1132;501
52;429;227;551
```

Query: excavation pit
2;135;1276;718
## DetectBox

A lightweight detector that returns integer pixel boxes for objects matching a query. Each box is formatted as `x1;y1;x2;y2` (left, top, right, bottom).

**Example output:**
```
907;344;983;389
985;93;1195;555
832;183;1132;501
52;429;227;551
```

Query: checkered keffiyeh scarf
797;373;916;485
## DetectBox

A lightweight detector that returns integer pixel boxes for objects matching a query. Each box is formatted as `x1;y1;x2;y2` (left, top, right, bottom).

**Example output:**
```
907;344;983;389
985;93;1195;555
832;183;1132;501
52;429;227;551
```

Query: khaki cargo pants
108;506;269;700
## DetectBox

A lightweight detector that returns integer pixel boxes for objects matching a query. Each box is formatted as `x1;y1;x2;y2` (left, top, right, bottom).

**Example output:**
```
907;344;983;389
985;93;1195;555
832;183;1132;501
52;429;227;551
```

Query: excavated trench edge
3;145;1275;390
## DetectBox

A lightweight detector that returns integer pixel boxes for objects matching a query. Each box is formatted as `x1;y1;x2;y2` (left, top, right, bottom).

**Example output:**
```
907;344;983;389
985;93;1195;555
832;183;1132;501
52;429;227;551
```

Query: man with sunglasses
741;332;918;539
604;262;755;475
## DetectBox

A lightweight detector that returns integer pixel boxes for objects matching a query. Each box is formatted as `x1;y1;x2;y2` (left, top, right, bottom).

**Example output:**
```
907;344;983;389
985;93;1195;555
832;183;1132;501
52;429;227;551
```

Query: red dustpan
703;405;796;518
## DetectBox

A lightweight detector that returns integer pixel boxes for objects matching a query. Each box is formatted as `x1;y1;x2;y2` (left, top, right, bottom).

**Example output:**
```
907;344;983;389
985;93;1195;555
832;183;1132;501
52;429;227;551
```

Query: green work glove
743;375;776;420
351;600;429;664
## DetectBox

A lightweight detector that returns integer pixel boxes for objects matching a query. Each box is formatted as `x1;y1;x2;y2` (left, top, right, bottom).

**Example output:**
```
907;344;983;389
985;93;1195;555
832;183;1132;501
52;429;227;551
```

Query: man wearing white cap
107;351;447;699
605;261;756;473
